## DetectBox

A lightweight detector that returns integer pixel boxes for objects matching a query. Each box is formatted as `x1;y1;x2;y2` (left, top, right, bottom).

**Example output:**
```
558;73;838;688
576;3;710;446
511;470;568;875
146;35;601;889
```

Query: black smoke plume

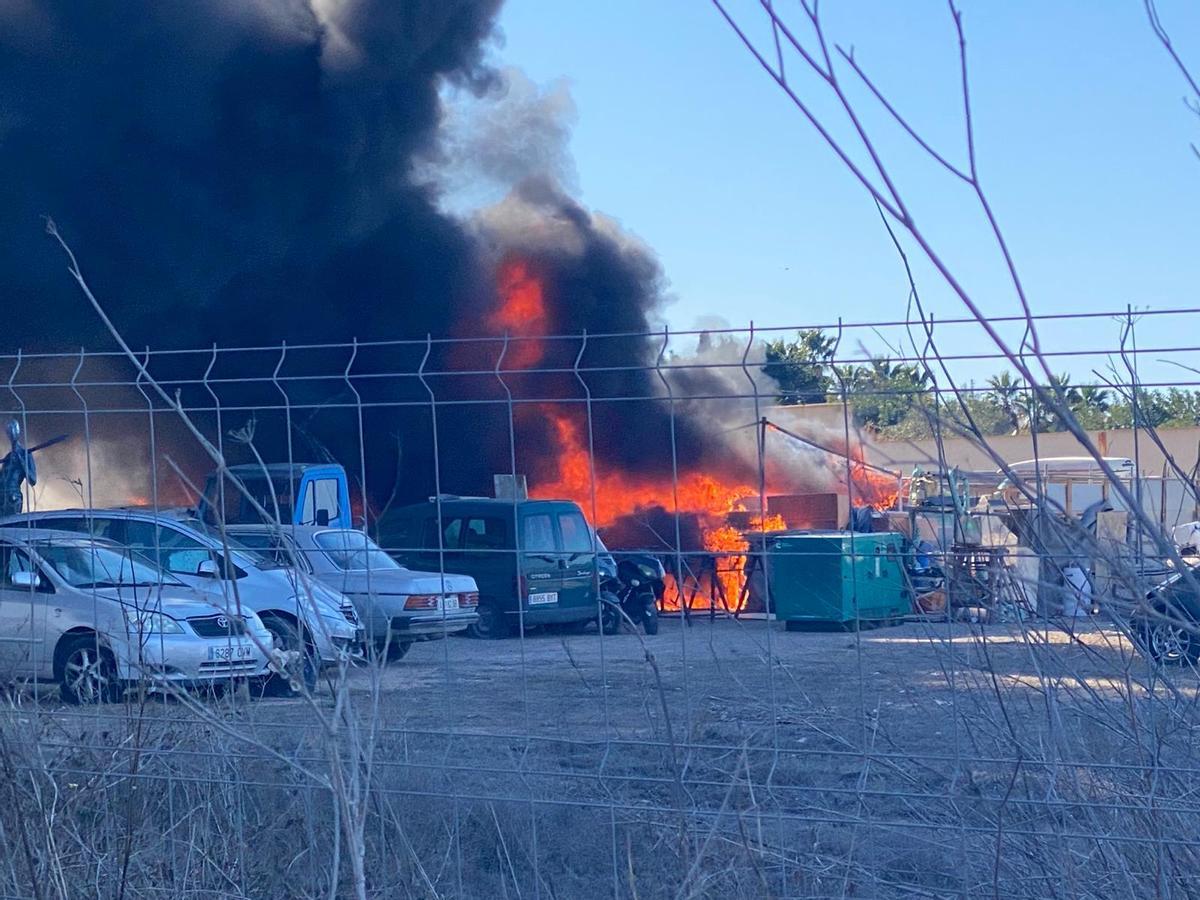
0;2;776;524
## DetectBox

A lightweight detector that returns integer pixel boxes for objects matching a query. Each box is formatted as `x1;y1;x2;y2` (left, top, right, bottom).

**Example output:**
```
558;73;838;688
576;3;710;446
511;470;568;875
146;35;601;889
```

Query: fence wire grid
0;307;1198;900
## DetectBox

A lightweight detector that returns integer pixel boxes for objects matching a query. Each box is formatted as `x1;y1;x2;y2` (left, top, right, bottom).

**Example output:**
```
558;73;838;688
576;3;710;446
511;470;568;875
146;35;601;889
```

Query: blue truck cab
198;463;353;529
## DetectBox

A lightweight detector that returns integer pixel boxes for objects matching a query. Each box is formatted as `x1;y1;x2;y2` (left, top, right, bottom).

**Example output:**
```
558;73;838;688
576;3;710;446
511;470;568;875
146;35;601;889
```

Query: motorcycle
597;544;663;636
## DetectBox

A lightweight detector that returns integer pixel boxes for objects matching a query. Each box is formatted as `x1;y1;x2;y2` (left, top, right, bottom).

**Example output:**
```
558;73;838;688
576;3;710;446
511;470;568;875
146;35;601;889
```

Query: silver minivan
1;509;363;695
0;528;272;703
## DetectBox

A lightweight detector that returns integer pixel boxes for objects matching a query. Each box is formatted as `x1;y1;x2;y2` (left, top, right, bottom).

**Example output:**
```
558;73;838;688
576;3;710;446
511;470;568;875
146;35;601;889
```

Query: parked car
377;497;603;638
0;528;273;703
223;525;479;658
1134;565;1200;664
0;509;362;694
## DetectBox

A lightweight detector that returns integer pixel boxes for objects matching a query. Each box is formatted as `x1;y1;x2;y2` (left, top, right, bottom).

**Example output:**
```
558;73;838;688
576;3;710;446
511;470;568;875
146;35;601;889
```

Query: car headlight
126;611;185;634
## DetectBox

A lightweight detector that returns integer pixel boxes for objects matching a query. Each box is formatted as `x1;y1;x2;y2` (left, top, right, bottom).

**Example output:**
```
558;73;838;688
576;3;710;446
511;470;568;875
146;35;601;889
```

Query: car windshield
314;530;401;572
36;543;178;589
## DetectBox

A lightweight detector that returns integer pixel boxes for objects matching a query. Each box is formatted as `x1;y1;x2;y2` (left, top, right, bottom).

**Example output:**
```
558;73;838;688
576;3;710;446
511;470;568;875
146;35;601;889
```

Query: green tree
761;329;835;404
1159;388;1200;427
835;357;931;432
985;372;1025;434
1111;388;1177;429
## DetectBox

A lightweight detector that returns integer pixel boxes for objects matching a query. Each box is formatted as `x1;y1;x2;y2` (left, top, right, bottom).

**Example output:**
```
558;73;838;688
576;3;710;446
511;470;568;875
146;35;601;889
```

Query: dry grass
0;618;1197;898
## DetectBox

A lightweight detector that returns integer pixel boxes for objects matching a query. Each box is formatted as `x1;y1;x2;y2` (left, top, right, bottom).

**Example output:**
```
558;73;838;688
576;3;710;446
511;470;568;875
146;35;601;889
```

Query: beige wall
773;401;1200;527
774;400;1200;477
865;426;1200;480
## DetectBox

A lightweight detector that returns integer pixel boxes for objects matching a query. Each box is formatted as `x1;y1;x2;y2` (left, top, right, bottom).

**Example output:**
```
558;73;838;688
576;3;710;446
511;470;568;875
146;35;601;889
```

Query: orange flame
848;448;900;509
485;260;898;615
489;257;547;369
533;412;788;612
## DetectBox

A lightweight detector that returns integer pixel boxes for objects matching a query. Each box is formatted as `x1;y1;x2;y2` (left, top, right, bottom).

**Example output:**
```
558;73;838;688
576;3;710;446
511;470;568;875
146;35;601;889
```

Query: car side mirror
10;571;40;589
196;558;221;578
316;509;330;527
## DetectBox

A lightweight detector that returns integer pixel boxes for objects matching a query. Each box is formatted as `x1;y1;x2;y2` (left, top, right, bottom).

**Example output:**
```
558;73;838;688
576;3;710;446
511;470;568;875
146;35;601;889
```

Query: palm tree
1073;384;1112;423
986;372;1024;434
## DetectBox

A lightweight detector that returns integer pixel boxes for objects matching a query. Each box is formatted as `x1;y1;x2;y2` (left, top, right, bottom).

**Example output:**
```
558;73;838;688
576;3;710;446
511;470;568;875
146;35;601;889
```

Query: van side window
521;514;556;553
463;518;507;551
558;511;593;554
421;517;462;550
376;519;413;554
312;479;340;525
300;479;341;526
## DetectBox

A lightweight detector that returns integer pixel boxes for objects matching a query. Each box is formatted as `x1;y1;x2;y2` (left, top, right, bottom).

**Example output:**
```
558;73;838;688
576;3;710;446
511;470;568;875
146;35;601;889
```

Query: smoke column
0;1;820;516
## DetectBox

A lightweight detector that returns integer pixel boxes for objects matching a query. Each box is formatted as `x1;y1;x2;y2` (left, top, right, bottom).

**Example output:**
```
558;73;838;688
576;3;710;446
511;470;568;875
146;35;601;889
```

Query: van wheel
260;617;317;697
59;636;121;705
468;602;510;639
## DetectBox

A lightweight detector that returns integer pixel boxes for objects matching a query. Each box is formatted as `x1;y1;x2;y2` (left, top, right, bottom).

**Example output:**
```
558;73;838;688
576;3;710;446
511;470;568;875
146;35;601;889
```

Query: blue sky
483;0;1200;387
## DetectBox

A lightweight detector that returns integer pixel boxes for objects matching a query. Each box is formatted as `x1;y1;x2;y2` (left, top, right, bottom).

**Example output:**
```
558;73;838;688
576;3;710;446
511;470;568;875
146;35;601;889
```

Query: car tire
260;616;317;697
642;593;659;635
468;602;511;640
59;635;121;705
1141;608;1199;665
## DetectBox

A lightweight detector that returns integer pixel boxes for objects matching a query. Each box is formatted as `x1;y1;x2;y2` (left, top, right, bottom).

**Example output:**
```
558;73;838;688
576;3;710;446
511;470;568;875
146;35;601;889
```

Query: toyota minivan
377;498;601;638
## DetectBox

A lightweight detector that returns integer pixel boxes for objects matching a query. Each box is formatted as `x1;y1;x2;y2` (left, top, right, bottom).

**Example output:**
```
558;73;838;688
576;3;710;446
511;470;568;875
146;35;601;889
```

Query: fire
849;450;900;509
537;414;766;529
533;412;787;612
489;257;547;369
484;258;899;617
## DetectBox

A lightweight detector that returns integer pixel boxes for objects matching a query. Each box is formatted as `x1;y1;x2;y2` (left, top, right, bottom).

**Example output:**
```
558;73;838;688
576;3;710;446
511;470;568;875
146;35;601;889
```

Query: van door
518;511;561;615
554;507;598;614
417;515;464;570
458;514;513;612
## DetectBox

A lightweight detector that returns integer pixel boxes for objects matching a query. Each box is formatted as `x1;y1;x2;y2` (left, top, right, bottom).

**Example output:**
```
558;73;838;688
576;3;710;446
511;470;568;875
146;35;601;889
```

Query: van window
422;517;462;550
209;473;294;525
522;514;556;553
558;511;593;554
300;478;341;526
376;518;415;554
463;518;507;551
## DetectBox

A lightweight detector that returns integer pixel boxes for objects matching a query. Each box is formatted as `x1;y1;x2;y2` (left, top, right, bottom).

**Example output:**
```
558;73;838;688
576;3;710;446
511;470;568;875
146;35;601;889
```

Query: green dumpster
766;531;910;629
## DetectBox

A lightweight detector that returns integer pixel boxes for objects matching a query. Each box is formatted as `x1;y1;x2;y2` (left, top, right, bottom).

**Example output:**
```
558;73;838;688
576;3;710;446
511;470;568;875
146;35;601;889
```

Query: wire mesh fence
1;309;1200;899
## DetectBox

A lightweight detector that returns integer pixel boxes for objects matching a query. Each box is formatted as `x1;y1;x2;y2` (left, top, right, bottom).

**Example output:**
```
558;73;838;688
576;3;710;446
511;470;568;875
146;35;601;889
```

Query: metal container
766;531;910;629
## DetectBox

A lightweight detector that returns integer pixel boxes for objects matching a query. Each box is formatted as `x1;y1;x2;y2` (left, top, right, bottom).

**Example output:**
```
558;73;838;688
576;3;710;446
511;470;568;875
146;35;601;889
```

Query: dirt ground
9;616;1199;898
346;615;1157;752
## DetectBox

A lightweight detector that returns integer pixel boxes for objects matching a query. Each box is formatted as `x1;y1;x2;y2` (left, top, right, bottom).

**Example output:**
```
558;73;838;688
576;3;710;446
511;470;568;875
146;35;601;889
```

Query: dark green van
376;498;601;638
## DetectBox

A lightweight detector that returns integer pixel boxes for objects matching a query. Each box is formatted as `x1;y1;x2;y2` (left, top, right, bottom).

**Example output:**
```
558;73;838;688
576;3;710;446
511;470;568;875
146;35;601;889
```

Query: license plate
207;644;256;662
528;591;558;606
441;595;459;611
